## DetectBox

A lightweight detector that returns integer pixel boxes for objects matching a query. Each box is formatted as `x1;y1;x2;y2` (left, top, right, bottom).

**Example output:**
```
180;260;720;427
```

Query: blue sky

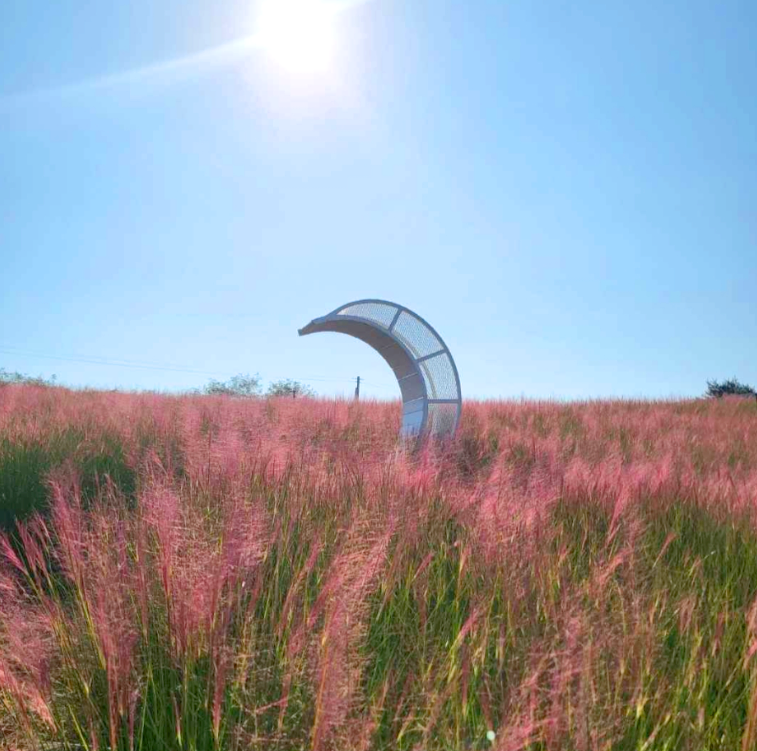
1;0;755;400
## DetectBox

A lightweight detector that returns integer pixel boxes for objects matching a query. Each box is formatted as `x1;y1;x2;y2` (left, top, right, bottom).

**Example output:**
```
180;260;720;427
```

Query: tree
266;379;316;398
705;378;756;398
201;373;262;398
0;368;56;387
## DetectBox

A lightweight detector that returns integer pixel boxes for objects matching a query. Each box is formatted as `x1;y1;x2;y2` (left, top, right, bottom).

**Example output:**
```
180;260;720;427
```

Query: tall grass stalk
1;385;757;749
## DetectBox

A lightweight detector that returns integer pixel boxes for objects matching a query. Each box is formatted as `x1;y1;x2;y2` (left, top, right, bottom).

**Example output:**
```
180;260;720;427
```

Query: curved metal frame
298;299;462;439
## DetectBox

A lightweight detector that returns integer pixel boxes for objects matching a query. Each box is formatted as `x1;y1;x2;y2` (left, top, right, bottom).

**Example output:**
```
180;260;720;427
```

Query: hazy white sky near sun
1;0;755;399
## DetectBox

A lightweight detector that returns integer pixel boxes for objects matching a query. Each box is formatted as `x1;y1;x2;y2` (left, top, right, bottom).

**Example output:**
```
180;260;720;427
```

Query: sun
257;0;337;76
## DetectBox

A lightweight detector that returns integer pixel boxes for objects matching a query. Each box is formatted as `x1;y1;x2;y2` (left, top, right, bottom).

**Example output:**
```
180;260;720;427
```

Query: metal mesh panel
419;352;458;400
392;311;444;359
337;302;397;329
300;299;461;440
427;403;459;436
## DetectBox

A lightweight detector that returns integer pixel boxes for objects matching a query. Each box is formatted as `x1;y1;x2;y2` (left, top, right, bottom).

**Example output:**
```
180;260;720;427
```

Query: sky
1;0;755;400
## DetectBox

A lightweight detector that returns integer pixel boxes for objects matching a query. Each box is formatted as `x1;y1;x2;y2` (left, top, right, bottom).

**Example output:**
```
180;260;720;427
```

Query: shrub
0;368;56;388
201;373;262;398
705;377;756;398
266;379;316;398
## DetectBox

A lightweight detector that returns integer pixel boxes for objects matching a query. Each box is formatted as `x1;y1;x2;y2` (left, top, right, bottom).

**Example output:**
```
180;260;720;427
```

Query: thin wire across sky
0;344;397;393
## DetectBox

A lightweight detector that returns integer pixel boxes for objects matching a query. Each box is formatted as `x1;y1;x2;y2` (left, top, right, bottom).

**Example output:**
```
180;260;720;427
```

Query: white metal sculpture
299;299;462;439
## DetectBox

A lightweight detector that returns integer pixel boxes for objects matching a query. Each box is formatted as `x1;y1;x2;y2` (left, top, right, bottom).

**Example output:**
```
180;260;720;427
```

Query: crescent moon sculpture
298;299;462;439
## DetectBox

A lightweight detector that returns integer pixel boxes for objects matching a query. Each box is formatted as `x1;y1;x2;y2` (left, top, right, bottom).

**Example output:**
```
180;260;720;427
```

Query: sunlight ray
0;0;373;109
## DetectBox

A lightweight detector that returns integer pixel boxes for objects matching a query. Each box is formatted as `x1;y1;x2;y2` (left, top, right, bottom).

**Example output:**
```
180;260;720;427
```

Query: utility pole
355;376;361;401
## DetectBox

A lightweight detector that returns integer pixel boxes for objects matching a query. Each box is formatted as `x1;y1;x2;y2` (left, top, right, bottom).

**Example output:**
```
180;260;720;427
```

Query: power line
360;379;397;390
0;346;230;377
0;344;394;389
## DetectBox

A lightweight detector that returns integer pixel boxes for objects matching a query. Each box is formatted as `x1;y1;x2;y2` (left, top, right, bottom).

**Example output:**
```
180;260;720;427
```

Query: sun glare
257;0;337;76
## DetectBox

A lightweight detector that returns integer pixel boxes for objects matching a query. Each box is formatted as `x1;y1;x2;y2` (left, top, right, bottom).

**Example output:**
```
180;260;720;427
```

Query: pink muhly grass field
1;384;757;750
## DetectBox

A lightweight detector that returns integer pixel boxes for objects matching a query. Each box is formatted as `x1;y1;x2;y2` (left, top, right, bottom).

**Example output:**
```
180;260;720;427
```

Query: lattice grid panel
392;311;444;359
419;352;458;400
337;302;398;329
427;403;459;436
309;300;461;438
